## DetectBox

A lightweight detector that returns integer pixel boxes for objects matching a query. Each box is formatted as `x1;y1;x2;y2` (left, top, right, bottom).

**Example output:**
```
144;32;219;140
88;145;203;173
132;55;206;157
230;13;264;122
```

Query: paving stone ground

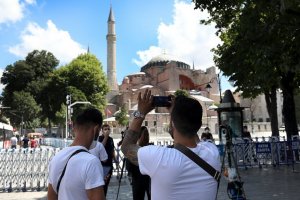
0;164;299;200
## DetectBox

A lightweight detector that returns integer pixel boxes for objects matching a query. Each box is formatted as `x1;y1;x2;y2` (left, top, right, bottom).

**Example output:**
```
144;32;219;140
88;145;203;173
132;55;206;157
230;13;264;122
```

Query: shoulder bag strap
174;143;221;182
56;149;89;194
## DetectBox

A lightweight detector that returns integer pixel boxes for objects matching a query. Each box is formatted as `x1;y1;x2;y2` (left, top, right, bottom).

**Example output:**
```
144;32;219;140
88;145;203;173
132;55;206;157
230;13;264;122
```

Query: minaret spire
106;5;118;93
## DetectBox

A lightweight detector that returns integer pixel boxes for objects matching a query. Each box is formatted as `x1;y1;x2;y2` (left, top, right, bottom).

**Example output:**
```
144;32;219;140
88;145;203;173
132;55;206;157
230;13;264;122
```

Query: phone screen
152;96;171;107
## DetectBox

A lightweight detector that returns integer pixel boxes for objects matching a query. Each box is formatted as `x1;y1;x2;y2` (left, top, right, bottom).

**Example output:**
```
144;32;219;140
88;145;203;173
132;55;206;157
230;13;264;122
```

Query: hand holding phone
152;96;172;107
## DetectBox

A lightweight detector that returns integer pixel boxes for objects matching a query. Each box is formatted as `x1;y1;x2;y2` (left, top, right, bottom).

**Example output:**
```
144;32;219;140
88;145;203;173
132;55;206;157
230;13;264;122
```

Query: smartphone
152;96;171;107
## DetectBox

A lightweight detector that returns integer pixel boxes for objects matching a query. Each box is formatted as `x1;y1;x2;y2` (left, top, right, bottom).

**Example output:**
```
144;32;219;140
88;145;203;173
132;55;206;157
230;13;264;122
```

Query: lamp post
207;104;218;132
7;110;24;136
66;95;71;139
195;72;222;103
205;73;222;103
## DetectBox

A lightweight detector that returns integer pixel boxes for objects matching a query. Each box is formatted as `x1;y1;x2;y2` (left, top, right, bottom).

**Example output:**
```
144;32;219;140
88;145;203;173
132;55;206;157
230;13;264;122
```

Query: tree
174;89;190;97
115;105;129;127
9;91;41;129
1;60;35;106
44;53;109;123
61;53;109;114
1;50;59;130
193;0;300;139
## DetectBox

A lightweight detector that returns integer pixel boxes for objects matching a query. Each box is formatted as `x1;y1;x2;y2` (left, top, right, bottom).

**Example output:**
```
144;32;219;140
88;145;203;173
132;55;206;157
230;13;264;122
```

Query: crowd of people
46;89;223;200
6;91;255;200
9;134;41;149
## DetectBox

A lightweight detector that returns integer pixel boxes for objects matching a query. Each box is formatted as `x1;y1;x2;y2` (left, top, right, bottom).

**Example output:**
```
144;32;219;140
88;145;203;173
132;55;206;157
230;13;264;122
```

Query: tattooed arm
121;89;154;166
121;118;144;166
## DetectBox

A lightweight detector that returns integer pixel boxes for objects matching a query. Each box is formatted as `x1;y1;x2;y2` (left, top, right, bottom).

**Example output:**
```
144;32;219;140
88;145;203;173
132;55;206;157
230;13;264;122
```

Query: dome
141;53;190;71
148;54;180;64
127;72;146;76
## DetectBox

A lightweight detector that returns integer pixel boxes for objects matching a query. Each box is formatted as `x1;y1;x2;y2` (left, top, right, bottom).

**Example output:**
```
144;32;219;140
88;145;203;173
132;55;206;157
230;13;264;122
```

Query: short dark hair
140;126;148;136
171;96;203;138
102;124;110;129
75;108;103;127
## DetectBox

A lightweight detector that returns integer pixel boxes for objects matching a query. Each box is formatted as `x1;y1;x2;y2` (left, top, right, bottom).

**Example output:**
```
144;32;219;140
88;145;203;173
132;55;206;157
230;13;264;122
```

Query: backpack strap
56;149;89;194
174;143;221;182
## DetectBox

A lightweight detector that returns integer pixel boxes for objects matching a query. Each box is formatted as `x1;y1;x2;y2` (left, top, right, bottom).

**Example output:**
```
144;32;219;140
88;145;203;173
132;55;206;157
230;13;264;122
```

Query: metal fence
231;136;300;168
0;147;58;192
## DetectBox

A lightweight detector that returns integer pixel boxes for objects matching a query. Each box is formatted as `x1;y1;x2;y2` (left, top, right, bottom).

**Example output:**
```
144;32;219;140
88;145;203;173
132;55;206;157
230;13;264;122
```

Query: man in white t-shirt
89;141;108;162
10;135;18;149
47;108;105;200
121;90;221;200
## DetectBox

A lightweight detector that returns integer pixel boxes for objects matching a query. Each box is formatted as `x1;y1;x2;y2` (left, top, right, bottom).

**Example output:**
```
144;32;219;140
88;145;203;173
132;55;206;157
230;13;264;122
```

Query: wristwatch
133;110;145;119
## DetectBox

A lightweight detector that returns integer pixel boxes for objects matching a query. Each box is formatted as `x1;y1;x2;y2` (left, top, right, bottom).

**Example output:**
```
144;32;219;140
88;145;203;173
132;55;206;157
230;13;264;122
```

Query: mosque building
104;7;220;135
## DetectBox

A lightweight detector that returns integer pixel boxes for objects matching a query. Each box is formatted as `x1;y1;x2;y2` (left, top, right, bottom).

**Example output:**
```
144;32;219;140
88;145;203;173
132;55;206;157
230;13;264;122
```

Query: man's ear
93;125;100;133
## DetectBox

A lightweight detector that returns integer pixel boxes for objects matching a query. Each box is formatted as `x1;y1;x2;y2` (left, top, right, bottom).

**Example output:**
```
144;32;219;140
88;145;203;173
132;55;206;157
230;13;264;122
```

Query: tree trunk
264;87;279;137
48;117;52;137
281;72;299;139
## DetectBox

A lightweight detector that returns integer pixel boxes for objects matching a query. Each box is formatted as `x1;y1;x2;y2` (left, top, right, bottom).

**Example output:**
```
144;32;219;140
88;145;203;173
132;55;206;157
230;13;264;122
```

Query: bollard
7;182;12;193
37;181;40;191
22;181;27;192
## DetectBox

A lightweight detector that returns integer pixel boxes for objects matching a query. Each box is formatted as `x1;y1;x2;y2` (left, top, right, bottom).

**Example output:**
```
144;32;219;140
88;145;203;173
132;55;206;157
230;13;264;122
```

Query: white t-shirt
48;146;104;200
89;141;108;162
10;136;18;145
138;142;221;200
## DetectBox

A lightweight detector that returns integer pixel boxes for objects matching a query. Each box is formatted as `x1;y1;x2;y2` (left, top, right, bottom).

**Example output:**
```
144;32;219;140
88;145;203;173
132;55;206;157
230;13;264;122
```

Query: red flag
105;108;112;116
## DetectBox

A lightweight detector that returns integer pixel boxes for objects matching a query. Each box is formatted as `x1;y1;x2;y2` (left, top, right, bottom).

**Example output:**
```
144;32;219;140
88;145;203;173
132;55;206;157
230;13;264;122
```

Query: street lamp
194;73;222;102
205;83;212;93
65;95;71;139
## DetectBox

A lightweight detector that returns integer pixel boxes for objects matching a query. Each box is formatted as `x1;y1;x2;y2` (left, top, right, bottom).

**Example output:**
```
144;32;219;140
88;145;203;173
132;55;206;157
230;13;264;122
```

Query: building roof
140;85;153;89
127;72;146;76
148;54;180;63
103;117;116;122
141;53;190;71
190;94;214;103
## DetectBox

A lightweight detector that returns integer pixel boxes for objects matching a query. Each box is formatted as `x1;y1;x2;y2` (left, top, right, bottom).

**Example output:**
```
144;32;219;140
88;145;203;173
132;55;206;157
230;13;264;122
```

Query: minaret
106;6;118;92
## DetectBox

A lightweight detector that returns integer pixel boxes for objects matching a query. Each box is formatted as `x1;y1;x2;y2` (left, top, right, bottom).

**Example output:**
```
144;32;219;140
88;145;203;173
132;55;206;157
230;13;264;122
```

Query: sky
0;0;232;92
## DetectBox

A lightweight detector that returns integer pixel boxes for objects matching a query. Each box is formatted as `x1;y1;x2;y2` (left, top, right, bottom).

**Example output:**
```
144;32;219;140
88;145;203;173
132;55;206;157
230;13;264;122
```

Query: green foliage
115;106;129;127
8;91;41;127
54;104;67;125
1;51;108;130
0;116;9;124
1;50;59;129
174;89;190;97
41;53;108;123
193;0;300;137
60;53;109;112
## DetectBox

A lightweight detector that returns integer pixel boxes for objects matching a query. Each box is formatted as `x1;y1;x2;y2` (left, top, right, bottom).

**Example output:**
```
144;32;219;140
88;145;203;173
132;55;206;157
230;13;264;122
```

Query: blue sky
0;0;232;91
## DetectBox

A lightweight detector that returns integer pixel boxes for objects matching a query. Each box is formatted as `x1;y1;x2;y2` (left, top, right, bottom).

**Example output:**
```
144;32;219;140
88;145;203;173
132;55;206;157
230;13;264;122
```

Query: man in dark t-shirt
98;124;115;196
242;126;252;139
22;135;30;148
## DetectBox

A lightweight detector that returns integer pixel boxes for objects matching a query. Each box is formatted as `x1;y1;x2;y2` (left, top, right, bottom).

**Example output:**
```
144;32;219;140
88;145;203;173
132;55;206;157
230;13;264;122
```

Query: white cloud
0;0;36;24
9;20;86;64
133;0;220;70
132;46;162;67
24;0;36;5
